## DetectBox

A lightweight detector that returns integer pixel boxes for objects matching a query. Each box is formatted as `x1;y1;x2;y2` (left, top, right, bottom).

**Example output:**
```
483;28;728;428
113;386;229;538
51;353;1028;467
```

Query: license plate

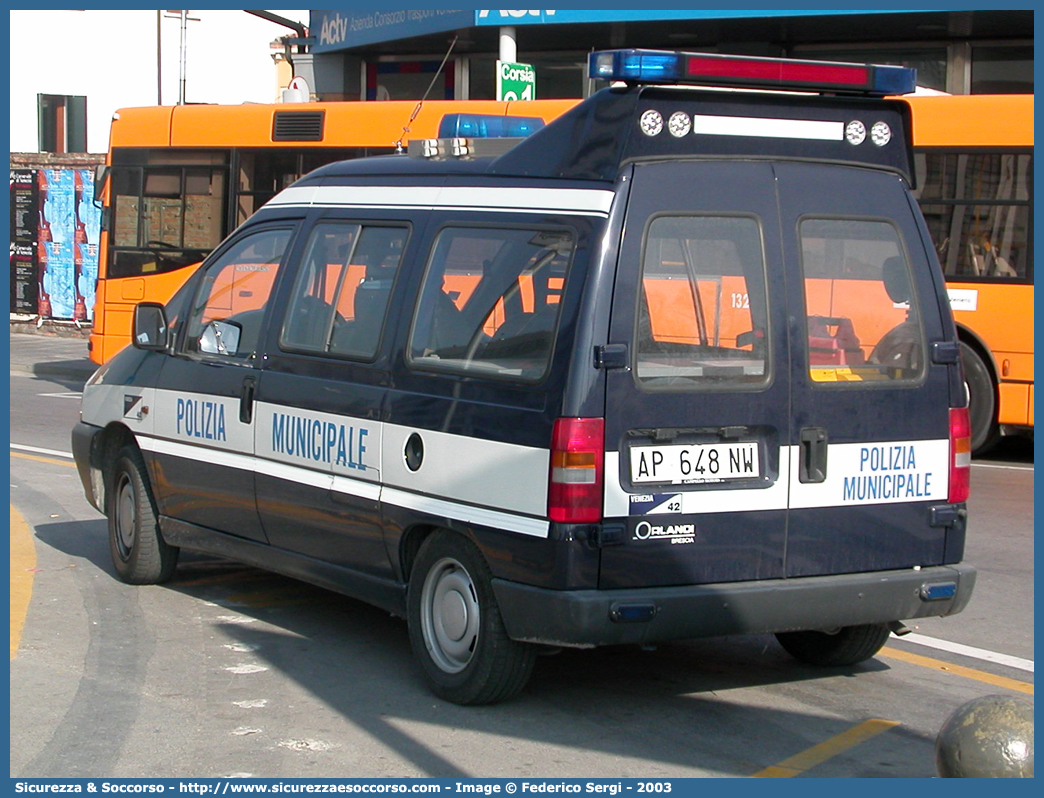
630;441;760;485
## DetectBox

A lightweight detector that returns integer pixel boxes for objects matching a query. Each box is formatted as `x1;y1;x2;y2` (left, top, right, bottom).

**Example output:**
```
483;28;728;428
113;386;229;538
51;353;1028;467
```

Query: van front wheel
775;623;891;667
407;530;535;705
107;445;179;584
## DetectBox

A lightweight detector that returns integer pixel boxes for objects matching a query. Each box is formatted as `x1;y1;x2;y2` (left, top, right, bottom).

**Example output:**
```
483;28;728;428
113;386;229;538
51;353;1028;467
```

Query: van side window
183;227;292;359
408;226;575;382
800;218;925;384
635;215;770;389
280;222;407;360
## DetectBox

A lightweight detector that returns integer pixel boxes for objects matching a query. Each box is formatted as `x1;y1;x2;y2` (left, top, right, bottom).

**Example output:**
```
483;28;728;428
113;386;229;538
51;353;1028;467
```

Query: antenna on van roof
395;35;459;153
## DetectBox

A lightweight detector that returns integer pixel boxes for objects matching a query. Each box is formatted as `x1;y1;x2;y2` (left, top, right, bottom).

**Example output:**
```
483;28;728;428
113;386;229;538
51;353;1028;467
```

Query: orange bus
88;98;577;364
905;94;1033;453
91;93;1031;456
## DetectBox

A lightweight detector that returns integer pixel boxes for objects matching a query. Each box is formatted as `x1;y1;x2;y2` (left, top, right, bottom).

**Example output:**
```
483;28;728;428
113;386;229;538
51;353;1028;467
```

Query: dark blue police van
73;49;975;704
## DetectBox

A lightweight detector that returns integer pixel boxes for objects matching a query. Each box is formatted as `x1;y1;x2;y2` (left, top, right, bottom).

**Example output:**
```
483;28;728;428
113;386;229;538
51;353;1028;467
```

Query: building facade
300;9;1033;102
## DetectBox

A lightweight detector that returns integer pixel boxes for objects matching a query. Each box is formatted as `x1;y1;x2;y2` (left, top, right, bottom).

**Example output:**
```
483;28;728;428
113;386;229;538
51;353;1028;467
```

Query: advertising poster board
9;169;38;314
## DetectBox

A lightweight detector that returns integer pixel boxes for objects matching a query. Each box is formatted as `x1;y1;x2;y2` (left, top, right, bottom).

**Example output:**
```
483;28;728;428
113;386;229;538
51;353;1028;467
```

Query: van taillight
548;417;605;524
949;407;971;503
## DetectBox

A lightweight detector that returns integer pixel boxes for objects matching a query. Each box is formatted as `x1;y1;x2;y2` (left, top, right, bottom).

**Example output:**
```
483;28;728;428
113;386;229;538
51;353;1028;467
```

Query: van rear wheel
407;530;535;705
775;623;891;667
107;445;178;584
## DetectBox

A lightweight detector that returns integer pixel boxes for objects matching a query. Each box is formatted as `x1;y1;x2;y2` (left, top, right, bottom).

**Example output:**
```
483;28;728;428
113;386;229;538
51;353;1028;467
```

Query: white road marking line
972;462;1033;472
10;443;74;459
899;632;1034;673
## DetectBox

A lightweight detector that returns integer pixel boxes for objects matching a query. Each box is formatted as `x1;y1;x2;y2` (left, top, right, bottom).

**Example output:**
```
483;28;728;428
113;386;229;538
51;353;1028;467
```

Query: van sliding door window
635;215;770;389
800;218;926;384
280;222;408;360
408;227;575;382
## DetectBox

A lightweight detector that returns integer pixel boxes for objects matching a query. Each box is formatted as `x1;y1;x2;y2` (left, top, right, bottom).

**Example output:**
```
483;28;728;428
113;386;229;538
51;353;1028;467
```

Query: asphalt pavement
9;331;98;382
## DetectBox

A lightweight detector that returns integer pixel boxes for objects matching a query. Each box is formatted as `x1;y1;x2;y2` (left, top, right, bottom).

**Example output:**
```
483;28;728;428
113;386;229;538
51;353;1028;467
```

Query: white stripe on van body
382;486;550;538
139;435;257;474
788;438;949;508
605;437;950;516
380;423;549;520
136;429;546;537
254;400;381;482
83;383;950;541
106;385;549;537
266;184;616;217
79;383;157;437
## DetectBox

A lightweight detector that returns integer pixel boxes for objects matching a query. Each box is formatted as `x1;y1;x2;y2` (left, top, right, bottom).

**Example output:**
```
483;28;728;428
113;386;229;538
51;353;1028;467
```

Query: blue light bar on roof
438;114;546;139
589;48;917;96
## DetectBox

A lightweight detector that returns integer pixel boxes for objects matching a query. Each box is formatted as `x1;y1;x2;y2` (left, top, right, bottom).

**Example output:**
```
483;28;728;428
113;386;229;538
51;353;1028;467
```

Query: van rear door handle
798;426;828;484
240;376;257;424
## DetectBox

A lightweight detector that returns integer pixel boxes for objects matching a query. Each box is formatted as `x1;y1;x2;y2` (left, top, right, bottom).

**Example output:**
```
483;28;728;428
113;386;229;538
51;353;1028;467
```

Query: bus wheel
407;530;536;705
960;341;1000;455
775;623;891;667
107;445;178;585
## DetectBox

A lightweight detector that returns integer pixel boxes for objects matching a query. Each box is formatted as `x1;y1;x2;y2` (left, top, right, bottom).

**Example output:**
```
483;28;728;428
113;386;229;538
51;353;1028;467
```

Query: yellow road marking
880;646;1034;696
10;451;77;468
10;504;37;660
751;718;899;778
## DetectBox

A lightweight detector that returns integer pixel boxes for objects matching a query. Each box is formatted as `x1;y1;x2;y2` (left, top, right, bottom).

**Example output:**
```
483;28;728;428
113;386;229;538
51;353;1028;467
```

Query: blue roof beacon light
590;48;918;97
411;114;548;160
438;113;546;139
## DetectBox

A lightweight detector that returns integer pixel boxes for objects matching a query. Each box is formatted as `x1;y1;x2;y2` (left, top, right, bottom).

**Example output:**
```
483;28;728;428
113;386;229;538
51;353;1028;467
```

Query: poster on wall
9;169;38;314
32;168;101;321
75;169;101;321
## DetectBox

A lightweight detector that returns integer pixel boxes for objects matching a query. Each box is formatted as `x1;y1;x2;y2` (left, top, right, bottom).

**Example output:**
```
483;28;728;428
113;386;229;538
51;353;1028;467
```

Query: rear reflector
949;407;971;503
921;582;957;601
548;417;605;524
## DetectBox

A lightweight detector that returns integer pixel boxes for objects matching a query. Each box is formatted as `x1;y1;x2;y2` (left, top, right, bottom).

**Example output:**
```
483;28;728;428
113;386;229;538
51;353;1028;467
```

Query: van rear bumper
492;564;976;648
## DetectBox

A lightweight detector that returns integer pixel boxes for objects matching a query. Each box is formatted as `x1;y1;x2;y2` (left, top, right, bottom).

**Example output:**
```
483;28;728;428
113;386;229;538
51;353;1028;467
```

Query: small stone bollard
936;694;1034;777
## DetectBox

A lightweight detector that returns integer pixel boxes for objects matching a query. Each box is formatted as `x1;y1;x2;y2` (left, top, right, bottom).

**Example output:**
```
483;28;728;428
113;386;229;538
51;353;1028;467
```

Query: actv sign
477;10;558;22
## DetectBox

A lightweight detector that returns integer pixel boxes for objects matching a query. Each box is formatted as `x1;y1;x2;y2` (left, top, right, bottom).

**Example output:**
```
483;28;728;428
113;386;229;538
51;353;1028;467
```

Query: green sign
496;60;536;101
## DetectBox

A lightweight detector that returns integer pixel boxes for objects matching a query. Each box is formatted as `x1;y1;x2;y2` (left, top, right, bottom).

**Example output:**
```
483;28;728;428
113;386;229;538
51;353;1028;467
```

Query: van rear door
602;159;954;590
778;162;953;577
601;160;792;588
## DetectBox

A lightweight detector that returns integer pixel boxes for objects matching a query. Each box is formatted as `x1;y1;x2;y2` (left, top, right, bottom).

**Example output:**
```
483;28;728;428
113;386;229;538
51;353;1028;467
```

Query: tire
107;445;179;584
960;341;1000;455
407;530;536;705
775;623;891;667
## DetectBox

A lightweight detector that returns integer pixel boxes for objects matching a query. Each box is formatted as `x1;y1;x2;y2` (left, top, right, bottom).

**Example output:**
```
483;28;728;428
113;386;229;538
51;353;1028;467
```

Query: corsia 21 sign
497;60;536;101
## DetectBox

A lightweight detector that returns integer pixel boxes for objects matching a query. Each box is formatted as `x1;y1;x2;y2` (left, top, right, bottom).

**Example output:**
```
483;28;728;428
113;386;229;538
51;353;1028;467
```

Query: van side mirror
133;302;169;351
